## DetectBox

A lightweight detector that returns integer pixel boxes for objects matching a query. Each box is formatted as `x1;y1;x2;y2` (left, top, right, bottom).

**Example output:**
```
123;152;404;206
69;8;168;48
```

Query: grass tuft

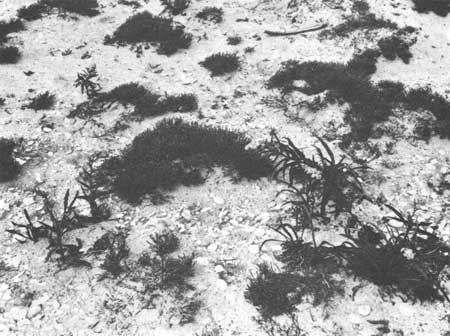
200;52;240;76
24;91;56;110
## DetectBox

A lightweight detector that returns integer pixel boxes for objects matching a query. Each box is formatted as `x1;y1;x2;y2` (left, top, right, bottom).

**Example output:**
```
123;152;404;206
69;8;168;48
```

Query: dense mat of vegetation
267;50;450;142
18;0;100;19
200;53;240;76
412;0;450;17
104;11;192;55
98;118;272;202
0;138;20;182
23;91;56;110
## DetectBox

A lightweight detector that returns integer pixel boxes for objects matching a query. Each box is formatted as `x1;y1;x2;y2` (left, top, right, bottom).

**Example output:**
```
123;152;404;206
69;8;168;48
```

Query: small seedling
74;65;102;98
24;91;55;110
196;7;223;23
200;52;240;76
93;229;130;277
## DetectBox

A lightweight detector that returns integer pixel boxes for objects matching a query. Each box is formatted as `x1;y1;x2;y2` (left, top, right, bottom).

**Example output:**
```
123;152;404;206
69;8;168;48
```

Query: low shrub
227;35;242;45
320;13;398;38
42;0;100;16
337;205;450;302
0;138;20;182
0;19;25;43
17;2;49;21
378;36;413;64
99;118;272;202
93;229;130;277
0;46;21;64
160;0;190;15
105;11;192;55
24;91;55;110
199;52;240;76
411;0;450;17
196;7;223;23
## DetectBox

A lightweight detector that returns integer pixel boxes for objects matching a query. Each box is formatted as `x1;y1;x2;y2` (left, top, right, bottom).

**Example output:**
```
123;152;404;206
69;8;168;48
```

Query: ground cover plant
196;7;224;23
336;205;450;302
7;190;91;269
0;138;20;182
267;50;450;141
74;65;102;99
98;118;272;202
378;35;413;64
0;19;25;43
160;0;190;15
17;2;49;21
92;229;130;278
23;91;56;110
104;11;192;55
0;46;21;64
411;0;450;17
200;53;240;76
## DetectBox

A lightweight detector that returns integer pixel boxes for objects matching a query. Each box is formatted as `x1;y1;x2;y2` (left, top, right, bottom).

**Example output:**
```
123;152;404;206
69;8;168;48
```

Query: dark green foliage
265;133;365;219
346;48;380;76
24;91;55;110
412;0;450;17
42;0;100;16
160;0;190;15
378;36;413;64
148;230;180;257
352;0;370;14
0;138;20;182
0;46;21;64
94;230;129;277
136;231;195;292
256;314;307;336
74;65;101;98
337;205;450;302
199;52;240;76
377;80;406;104
227;35;242;45
196;7;223;23
6;210;48;242
105;11;192;55
0;19;25;43
159;93;198;113
76;153;111;222
99;82;148;106
99;118;272;202
320;13;398;38
17;2;49;21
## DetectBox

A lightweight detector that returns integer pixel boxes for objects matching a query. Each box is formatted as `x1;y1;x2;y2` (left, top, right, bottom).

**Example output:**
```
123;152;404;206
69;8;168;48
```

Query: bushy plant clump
267;50;450;141
320;13;398;38
104;11;192;55
0;46;21;64
378;35;413;64
42;0;100;16
199;53;240;76
99;118;272;202
160;0;190;15
93;229;130;277
24;91;55;110
196;7;223;23
0;138;20;182
337;206;450;302
0;19;25;43
412;0;450;17
17;2;49;21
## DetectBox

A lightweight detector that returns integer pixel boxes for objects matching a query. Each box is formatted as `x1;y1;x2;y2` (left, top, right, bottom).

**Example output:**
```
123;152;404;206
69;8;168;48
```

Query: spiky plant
74;65;102;98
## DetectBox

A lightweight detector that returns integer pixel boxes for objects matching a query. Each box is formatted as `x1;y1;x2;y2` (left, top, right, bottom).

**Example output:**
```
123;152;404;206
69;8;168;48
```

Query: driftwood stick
264;23;327;36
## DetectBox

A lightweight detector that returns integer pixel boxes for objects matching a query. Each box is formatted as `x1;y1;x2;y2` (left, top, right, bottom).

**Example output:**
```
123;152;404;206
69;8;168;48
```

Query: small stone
27;304;42;319
180;209;192;221
214;265;225;274
15;158;26;166
195;257;209;266
248;245;259;254
207;243;218;252
212;196;225;205
23;197;34;206
358;305;371;316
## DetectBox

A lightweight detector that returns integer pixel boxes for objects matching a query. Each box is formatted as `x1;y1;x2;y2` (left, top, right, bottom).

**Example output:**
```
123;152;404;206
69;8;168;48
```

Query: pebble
180;209;192;221
212;196;225;205
23;197;34;206
27;304;42;319
207;243;218;252
357;305;371;316
214;265;225;274
195;257;209;266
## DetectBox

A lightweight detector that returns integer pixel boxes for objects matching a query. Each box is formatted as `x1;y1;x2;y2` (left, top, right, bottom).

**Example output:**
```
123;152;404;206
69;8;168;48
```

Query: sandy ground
0;0;450;335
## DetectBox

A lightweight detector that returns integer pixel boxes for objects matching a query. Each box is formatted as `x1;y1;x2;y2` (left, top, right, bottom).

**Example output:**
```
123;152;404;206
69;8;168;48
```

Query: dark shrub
99;82;148;106
17;2;49;21
337;205;450;302
377;80;406;104
0;19;25;43
227;35;242;45
94;230;130;277
412;0;450;17
346;48;380;76
99;118;272;202
196;7;223;23
320;13;398;38
105;11;192;55
74;65;102;98
352;0;370;14
200;52;240;76
42;0;100;16
160;0;190;15
24;91;55;110
159;93;198;112
0;46;21;64
378;36;413;64
0;138;20;182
